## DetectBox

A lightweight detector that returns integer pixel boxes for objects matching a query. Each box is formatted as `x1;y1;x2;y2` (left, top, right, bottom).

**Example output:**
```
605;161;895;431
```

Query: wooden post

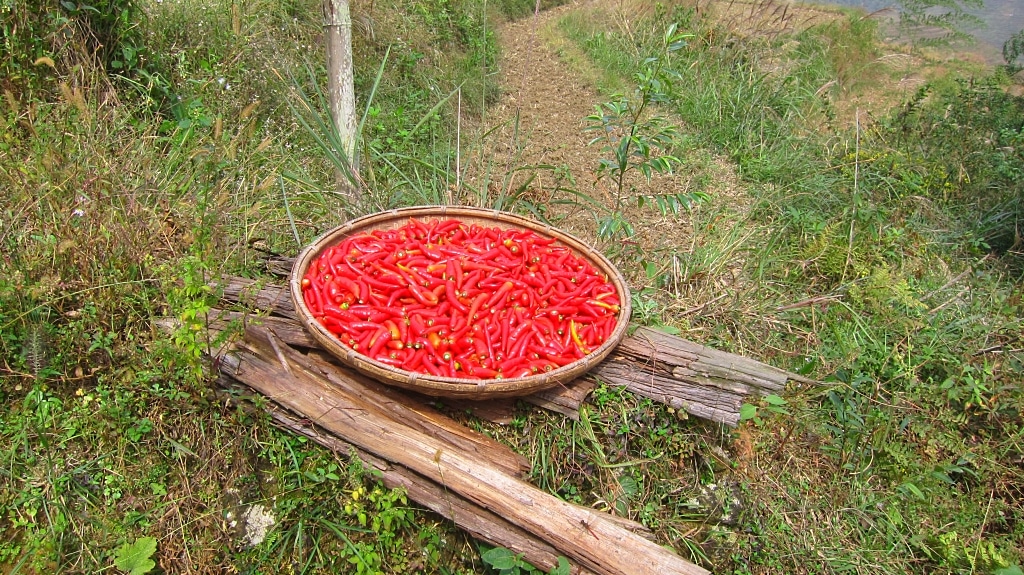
323;0;359;203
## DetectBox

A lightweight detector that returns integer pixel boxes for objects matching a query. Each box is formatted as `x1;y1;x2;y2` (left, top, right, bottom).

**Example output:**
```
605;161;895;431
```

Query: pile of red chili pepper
300;217;622;380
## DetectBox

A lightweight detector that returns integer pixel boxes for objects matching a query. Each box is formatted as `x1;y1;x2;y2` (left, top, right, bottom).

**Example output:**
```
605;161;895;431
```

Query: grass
1;0;1022;573
558;2;1023;573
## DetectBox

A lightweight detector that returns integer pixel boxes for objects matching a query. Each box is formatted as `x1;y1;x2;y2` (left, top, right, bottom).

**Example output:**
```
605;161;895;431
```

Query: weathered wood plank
214;277;296;318
614;327;790;393
211;275;812;425
258;403;593;574
207;308;318;348
590;363;745;426
302;348;530;478
224;325;709;575
524;379;597;421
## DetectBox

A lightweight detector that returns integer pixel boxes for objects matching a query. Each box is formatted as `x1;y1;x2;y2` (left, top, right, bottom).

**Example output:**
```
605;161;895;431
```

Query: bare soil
465;0;747;291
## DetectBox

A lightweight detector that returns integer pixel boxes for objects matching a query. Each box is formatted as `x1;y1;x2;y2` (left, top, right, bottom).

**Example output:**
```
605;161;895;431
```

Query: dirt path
465;1;726;285
463;1;608;221
487;3;602;189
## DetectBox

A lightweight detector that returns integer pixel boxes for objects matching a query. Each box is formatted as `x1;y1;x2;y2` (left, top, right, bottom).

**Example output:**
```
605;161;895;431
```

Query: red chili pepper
481;321;496;364
409;314;427;337
431;218;462;239
363;310;388;324
302;216;620;381
420;357;442;377
402;347;427;371
383;319;401;341
499;356;529;374
319;315;347;336
403;275;438;307
466;293;487;321
471;365;499;378
509;329;533;359
305;277;324;315
374;356;405;367
408;217;429;239
367;326;390;358
431;284;446;302
323;303;359;323
461;260;501;273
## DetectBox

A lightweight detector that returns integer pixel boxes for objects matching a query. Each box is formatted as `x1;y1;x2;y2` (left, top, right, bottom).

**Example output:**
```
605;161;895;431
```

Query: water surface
818;0;1023;61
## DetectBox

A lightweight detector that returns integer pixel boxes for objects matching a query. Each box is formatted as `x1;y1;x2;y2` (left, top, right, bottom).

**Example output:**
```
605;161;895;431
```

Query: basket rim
289;205;632;398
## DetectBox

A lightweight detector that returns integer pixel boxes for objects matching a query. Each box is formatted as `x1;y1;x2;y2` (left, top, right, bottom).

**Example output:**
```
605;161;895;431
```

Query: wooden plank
590;362;745;426
215;277;296;318
224;325;709;575
211;275;811;425
433;397;519;425
524;379;597;421
617;327;795;392
259;404;592;574
207;308;318;348
301;348;530;478
585;326;799;424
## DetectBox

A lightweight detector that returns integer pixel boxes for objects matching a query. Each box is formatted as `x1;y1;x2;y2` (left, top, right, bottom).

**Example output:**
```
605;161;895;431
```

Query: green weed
480;546;570;574
584;24;690;203
562;1;1023;573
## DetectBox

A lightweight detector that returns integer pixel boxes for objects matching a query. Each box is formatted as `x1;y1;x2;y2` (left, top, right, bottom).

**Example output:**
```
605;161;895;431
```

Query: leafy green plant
113;536;157;575
629;288;680;334
481;546;570;575
911;529;1020;573
738;394;789;426
869;76;1024;267
126;418;153;443
165;255;216;372
897;0;984;47
585;23;705;242
1002;29;1024;75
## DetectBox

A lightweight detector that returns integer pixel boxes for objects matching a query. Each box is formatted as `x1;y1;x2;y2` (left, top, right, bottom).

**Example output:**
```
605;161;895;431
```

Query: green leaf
994;566;1023;575
764;394;788;406
899;482;926;500
652;324;681;335
113;537;157;575
739;403;758;421
481;547;519;570
549;556;571;575
644;261;658;278
795;357;817;375
618;475;640;498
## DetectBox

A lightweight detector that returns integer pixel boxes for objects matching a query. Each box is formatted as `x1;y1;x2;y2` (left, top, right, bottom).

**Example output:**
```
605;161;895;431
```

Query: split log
525;378;597;420
587;326;802;426
223;324;707;575
302;348;529;478
211;275;811;425
245;392;591;574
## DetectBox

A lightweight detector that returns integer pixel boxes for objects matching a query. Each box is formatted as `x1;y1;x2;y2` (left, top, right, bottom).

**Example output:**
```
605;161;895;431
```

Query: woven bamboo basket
290;205;632;399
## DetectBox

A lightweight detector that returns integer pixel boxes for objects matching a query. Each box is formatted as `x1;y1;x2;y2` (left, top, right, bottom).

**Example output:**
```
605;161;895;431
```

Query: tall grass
558;2;1023;573
0;0;524;571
